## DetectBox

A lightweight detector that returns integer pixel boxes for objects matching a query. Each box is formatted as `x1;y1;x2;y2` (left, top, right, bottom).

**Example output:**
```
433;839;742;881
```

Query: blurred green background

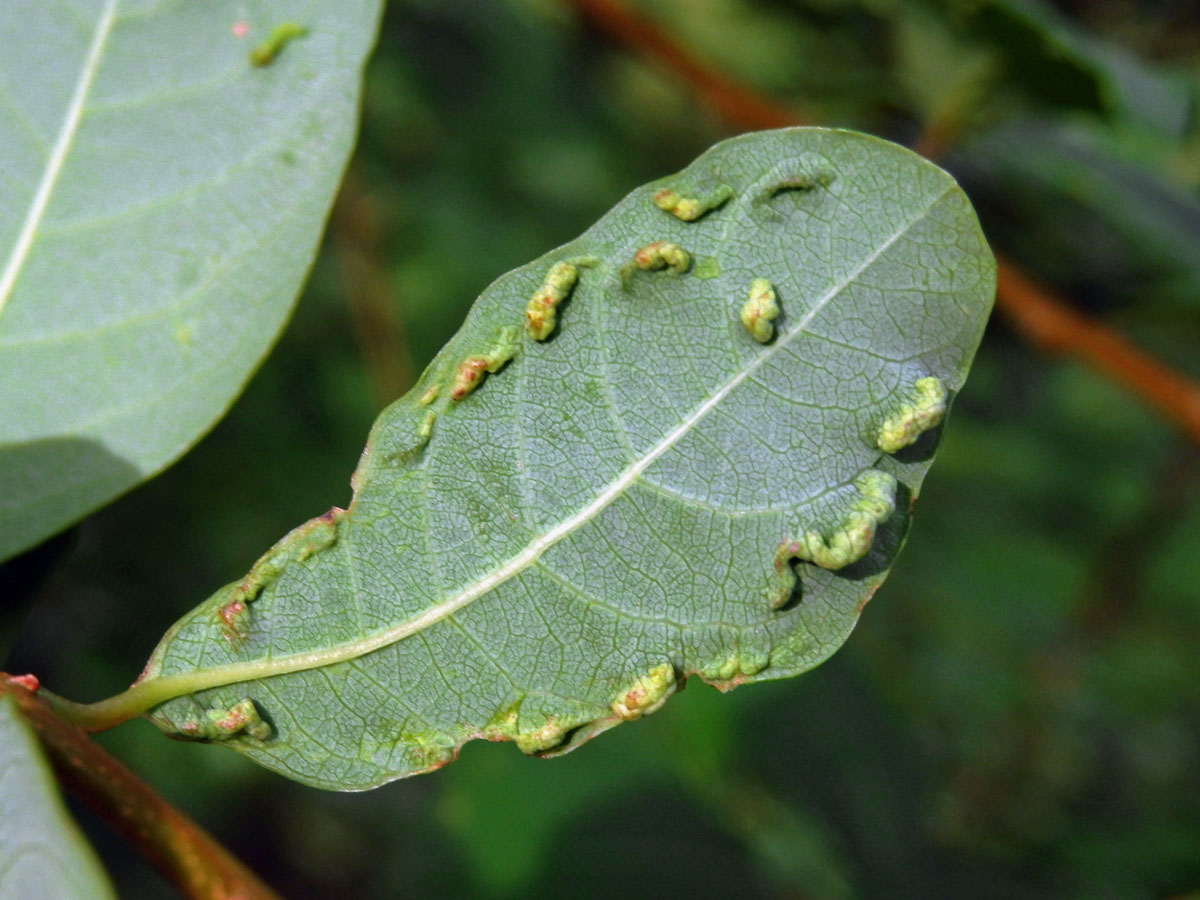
4;0;1200;897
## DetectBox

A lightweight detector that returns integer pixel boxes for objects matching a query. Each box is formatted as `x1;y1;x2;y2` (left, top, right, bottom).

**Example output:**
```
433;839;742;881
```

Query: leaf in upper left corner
0;0;383;562
0;695;117;900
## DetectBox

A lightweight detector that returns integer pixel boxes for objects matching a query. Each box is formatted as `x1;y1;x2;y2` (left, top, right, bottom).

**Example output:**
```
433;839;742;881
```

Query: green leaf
0;0;383;562
132;128;994;789
0;696;117;899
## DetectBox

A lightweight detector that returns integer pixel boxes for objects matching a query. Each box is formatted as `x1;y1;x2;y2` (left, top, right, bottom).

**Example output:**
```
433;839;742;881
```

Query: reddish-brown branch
912;113;962;162
994;258;1200;443
565;0;809;130
563;0;1200;446
2;676;283;900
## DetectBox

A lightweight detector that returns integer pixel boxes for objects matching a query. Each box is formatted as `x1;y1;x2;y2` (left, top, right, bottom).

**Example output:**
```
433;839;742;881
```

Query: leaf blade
140;128;996;789
0;0;383;560
0;696;117;900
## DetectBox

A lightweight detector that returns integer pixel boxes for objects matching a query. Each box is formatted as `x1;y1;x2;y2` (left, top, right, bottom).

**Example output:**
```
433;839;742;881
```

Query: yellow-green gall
633;240;690;274
797;469;896;570
760;170;835;201
514;719;569;754
408;738;456;770
179;699;271;741
741;278;780;343
772;469;897;600
525;261;580;340
876;376;948;452
611;663;676;721
702;648;769;684
230;508;343;605
250;22;308;67
417;410;435;441
480;701;521;742
450;358;488;401
450;327;520;401
652;183;733;221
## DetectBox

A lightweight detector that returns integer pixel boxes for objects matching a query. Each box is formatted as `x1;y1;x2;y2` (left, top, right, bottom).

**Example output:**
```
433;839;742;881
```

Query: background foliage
3;0;1199;897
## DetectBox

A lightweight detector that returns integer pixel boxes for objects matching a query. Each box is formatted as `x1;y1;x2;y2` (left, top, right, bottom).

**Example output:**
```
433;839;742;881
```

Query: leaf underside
144;128;996;790
0;0;382;561
0;697;116;899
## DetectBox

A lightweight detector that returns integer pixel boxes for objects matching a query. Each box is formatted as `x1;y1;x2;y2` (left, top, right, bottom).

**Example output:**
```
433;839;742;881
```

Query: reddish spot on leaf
7;673;39;692
450;358;489;400
232;21;249;38
428;749;458;770
218;600;247;645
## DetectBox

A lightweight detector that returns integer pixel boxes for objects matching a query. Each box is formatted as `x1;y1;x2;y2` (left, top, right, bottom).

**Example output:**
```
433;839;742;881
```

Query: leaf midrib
135;183;956;711
0;0;118;321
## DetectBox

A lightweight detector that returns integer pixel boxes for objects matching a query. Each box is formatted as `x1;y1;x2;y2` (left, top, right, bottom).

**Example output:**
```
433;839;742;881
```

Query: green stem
42;667;254;732
41;682;176;731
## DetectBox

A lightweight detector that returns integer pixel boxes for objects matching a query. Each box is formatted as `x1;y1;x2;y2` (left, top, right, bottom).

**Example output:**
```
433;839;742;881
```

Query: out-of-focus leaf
974;0;1193;135
891;4;998;145
952;118;1200;312
0;695;116;900
118;128;994;790
0;0;383;561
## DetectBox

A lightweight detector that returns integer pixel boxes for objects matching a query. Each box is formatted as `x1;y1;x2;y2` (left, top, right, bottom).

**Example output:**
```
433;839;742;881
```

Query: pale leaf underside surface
0;0;381;560
0;697;116;899
143;129;995;790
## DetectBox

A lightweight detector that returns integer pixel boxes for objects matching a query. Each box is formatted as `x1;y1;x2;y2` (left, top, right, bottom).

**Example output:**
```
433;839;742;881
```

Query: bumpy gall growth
250;22;308;66
741;278;780;343
451;327;520;401
180;699;271;741
876;376;948;452
632;241;690;274
652;183;734;221
526;262;581;340
611;663;676;721
770;469;898;607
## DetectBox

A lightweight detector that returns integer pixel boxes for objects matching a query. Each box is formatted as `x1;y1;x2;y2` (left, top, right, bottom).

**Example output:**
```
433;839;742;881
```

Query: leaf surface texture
144;129;996;789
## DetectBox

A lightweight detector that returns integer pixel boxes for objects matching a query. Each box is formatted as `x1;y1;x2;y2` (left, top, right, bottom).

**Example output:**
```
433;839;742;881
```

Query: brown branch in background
995;259;1200;444
566;0;809;130
911;116;958;163
1;676;283;900
332;164;415;409
563;0;1200;446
